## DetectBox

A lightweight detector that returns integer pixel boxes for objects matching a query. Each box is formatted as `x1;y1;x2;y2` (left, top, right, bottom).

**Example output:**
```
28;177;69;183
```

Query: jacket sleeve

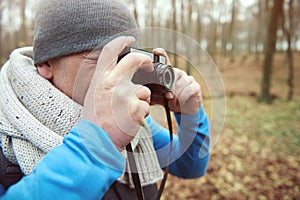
0;120;125;200
146;105;210;178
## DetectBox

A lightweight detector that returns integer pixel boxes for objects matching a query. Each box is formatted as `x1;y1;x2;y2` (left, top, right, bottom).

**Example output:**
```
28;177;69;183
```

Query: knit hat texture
33;0;137;65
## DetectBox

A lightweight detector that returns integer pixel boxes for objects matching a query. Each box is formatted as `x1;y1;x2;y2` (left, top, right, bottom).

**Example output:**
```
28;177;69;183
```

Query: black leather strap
127;99;173;200
155;100;173;200
103;181;158;200
126;143;145;200
0;146;24;189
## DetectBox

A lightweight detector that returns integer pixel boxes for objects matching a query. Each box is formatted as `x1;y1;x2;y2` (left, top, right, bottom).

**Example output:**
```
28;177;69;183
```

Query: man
0;0;210;199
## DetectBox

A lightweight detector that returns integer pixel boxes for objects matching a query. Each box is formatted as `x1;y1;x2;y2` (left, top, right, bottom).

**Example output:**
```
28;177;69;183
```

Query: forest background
0;0;299;199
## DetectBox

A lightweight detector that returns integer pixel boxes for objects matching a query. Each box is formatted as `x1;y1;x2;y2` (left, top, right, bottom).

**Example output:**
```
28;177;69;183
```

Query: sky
239;0;256;7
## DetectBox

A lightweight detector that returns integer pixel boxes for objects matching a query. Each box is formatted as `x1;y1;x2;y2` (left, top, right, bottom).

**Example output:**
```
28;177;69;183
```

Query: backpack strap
0;147;24;189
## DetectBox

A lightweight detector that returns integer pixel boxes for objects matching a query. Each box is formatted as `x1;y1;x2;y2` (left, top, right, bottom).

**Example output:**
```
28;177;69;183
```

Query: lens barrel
132;63;174;90
152;63;174;91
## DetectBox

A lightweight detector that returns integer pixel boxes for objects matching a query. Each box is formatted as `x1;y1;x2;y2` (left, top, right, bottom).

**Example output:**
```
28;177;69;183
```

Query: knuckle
140;85;151;95
189;84;196;94
129;100;149;117
154;48;166;55
194;82;201;91
175;69;187;79
181;71;188;76
129;104;138;116
102;45;115;56
101;77;118;89
178;68;187;75
102;76;114;86
188;75;195;82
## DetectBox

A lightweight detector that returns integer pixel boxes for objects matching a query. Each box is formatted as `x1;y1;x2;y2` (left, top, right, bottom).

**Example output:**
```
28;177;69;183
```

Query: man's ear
37;62;53;80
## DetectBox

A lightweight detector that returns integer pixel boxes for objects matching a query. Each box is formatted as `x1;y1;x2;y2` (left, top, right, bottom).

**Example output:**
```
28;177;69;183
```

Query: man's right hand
82;36;153;150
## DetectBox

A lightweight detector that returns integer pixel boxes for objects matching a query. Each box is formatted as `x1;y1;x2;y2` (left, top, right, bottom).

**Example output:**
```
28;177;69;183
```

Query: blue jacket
0;106;210;199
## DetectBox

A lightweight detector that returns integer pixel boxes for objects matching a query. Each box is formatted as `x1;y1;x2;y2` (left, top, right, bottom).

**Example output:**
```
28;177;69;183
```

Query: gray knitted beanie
33;0;137;65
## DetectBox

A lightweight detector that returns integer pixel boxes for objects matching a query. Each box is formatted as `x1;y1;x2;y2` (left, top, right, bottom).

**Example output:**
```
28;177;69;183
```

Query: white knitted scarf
0;47;162;187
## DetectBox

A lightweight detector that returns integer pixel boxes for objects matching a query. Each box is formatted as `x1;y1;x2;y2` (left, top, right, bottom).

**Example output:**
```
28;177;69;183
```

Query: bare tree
220;22;228;56
229;0;236;62
149;0;156;28
281;0;295;101
171;0;177;67
259;0;284;103
206;1;217;59
132;0;139;27
196;2;202;45
180;0;194;74
20;0;27;45
254;0;264;61
0;0;3;63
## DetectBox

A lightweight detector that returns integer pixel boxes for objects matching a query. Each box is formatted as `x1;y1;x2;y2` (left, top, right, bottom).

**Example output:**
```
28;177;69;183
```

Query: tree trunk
185;0;193;75
221;23;228;56
0;0;3;64
285;0;294;101
132;0;139;28
255;0;263;61
207;21;217;60
196;3;203;56
229;0;236;62
171;0;177;67
20;0;27;45
259;0;284;103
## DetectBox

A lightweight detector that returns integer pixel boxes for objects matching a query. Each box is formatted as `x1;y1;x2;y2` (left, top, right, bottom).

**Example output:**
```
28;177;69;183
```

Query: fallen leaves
162;96;300;199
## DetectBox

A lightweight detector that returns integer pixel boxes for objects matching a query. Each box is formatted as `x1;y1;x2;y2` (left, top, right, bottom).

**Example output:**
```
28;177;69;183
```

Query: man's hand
153;48;202;114
82;36;153;150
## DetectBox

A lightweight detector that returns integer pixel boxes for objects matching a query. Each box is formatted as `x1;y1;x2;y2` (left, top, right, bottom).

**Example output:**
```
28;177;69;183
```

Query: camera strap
126;99;173;200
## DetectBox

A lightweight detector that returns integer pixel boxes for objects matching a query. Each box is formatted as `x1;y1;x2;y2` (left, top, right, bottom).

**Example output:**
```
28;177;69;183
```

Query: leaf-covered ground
162;96;300;200
160;53;300;199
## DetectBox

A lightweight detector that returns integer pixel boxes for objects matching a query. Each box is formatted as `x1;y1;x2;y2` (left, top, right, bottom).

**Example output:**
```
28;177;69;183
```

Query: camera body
118;47;175;102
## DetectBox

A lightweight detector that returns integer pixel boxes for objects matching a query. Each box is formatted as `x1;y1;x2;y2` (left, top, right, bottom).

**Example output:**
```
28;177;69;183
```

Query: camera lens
154;63;174;91
163;69;172;89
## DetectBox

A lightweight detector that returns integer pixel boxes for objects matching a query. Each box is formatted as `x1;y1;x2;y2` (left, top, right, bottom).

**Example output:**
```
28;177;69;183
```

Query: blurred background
0;0;299;199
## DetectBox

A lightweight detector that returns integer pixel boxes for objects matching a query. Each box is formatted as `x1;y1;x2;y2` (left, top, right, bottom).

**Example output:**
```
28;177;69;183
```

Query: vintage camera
118;47;175;102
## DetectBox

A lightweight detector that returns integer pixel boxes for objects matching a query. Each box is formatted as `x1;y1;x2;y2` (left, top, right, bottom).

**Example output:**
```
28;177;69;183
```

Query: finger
130;98;150;124
173;68;187;84
153;48;171;65
174;73;192;97
135;85;151;104
178;81;201;104
94;36;136;78
112;52;153;80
